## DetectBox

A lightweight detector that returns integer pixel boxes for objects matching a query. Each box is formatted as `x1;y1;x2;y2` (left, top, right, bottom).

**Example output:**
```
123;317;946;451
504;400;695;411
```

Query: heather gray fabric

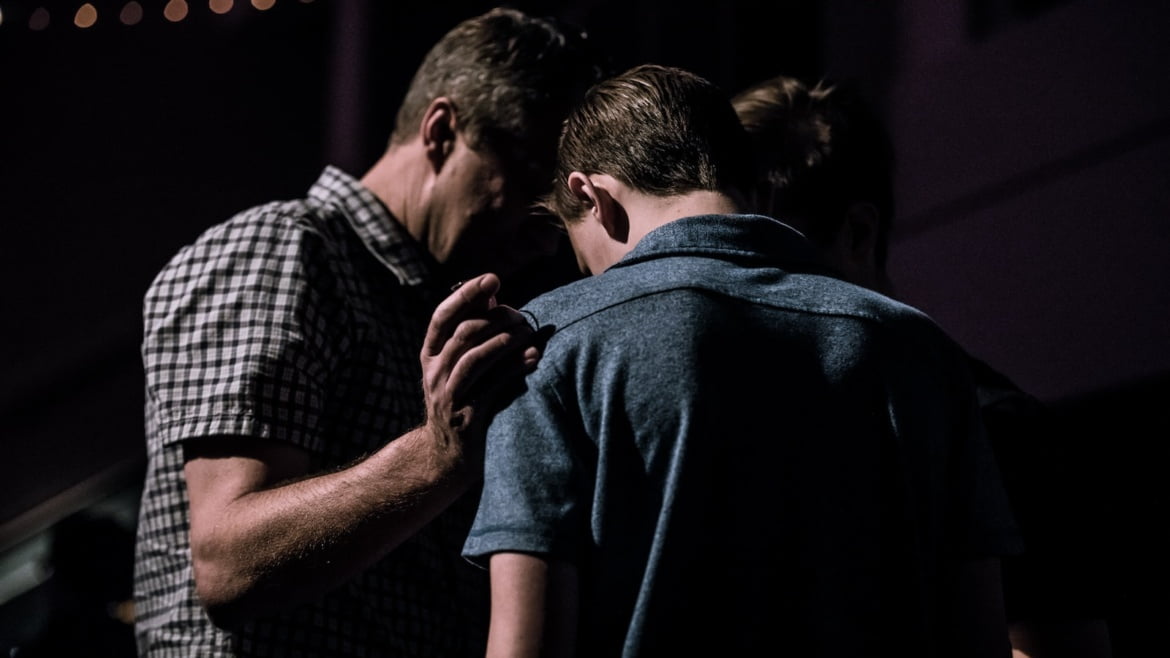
464;213;1020;657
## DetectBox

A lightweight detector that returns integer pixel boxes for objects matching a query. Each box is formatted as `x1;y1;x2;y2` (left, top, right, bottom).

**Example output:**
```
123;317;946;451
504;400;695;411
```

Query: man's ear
421;97;457;171
842;201;881;270
837;201;896;295
567;172;629;243
567;171;598;215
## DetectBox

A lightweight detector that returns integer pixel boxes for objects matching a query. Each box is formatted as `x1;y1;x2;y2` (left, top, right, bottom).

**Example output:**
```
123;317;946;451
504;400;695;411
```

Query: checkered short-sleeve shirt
133;167;489;657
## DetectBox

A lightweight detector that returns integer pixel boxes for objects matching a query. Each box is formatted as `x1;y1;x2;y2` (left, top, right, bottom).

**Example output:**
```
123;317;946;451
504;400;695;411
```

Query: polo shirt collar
309;165;437;287
614;213;828;274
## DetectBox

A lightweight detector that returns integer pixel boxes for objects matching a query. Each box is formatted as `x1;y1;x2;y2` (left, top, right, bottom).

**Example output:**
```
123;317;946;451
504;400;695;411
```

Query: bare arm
486;552;579;658
185;426;471;628
185;273;541;628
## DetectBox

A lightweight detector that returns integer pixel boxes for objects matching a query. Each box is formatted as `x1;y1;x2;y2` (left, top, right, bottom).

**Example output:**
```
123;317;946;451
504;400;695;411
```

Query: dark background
1;0;1167;654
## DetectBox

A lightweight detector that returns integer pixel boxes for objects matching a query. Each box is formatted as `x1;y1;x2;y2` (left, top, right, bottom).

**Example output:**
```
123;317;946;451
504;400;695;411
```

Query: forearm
487;553;578;658
189;425;476;627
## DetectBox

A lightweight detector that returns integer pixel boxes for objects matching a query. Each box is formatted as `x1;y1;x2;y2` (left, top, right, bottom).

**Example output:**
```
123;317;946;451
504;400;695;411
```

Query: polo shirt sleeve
463;367;592;568
885;315;1024;561
142;207;343;454
951;391;1027;559
939;341;1026;560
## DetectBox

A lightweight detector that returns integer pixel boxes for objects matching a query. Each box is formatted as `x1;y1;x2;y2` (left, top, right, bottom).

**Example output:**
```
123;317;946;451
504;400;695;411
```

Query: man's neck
360;143;428;242
626;189;744;245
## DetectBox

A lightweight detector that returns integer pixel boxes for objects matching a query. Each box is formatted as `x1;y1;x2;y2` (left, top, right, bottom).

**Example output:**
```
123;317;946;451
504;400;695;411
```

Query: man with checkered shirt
132;8;607;656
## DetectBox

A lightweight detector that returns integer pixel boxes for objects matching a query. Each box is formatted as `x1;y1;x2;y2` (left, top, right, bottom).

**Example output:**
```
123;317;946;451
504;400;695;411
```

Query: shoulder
156;198;337;277
773;271;930;326
197;197;335;254
787;276;965;357
524;261;942;334
143;197;353;319
520;276;605;327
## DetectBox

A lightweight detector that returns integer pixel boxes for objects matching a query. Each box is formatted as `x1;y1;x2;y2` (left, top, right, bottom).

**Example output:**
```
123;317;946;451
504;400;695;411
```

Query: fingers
455;346;542;441
443;306;538;406
422;273;501;358
420;274;550;444
446;333;544;440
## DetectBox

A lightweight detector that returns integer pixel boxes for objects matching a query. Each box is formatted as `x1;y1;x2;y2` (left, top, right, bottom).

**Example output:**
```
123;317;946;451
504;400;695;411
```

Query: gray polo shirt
464;213;1020;656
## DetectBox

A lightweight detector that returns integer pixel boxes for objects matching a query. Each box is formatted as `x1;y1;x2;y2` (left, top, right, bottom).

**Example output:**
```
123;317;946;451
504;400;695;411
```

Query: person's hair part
732;75;895;268
391;7;608;196
545;63;754;222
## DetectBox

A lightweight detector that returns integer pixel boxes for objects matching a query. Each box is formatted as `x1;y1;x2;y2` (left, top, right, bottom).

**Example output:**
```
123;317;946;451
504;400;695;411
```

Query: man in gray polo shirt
463;64;1021;657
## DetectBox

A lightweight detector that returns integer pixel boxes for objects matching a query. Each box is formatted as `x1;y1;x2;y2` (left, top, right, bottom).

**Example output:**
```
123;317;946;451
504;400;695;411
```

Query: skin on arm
486;552;579;658
185;273;542;628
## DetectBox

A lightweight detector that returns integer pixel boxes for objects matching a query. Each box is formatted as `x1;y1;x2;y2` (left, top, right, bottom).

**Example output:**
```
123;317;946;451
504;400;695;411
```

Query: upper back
514;232;987;655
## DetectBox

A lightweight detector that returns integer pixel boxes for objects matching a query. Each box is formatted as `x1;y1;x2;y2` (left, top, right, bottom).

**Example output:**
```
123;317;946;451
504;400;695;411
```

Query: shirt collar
612;213;830;274
308;165;437;287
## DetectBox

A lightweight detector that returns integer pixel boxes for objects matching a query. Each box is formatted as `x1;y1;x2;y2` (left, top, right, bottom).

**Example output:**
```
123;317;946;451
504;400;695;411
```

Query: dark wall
1;0;331;542
853;1;1170;652
884;0;1170;404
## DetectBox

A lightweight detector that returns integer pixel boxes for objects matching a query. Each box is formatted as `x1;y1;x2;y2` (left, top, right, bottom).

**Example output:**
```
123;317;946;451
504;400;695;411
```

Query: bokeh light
29;7;50;31
210;0;233;15
74;3;98;28
252;0;275;11
120;1;144;25
163;0;188;22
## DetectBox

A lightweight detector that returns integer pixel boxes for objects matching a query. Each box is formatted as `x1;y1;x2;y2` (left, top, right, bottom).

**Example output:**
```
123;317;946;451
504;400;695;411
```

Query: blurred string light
120;1;143;25
0;0;316;31
163;0;188;22
28;7;49;30
74;2;97;28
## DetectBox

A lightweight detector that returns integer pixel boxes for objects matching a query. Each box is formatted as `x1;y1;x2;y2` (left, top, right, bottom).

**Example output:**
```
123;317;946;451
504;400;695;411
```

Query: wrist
407;421;479;488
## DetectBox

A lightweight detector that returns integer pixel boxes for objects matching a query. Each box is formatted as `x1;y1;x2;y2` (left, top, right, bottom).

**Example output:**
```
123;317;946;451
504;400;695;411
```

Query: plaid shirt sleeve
142;202;346;453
